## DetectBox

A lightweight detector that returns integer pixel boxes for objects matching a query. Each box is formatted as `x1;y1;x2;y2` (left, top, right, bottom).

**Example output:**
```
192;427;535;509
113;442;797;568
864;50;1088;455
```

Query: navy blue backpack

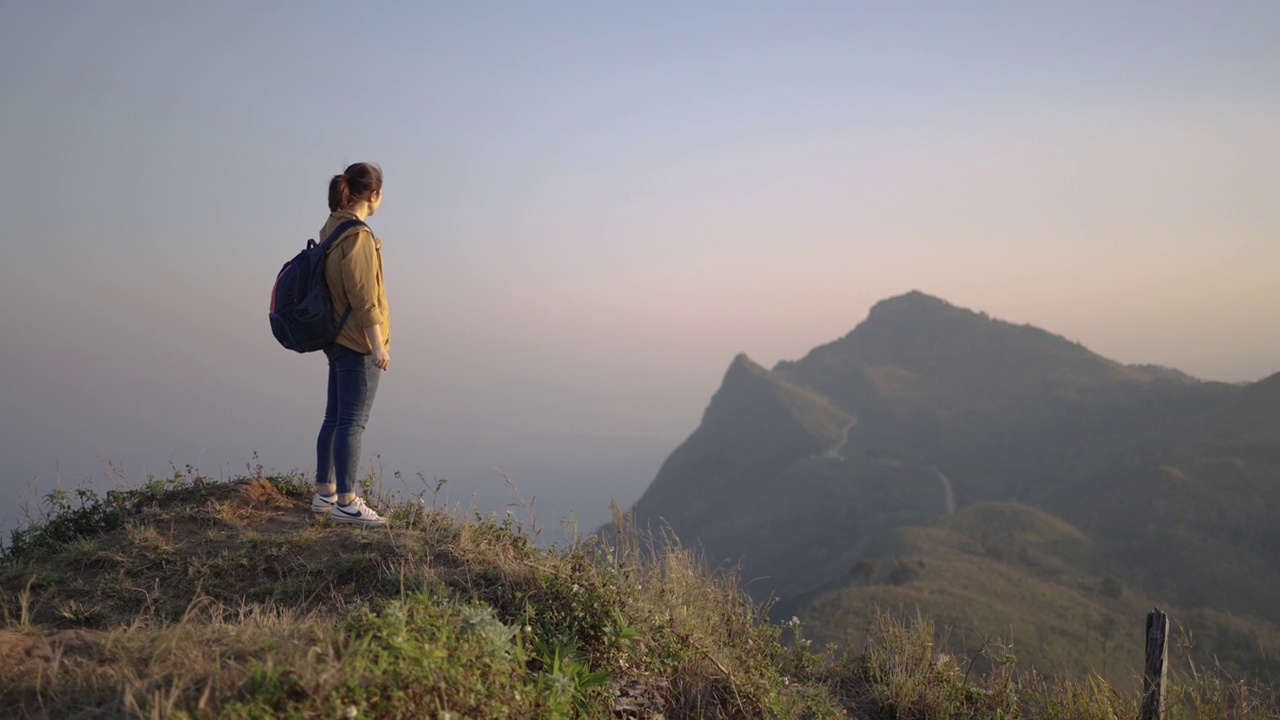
269;219;366;353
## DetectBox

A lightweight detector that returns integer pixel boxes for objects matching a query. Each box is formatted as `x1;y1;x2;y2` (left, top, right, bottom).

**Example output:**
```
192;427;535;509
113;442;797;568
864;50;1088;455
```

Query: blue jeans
316;343;381;495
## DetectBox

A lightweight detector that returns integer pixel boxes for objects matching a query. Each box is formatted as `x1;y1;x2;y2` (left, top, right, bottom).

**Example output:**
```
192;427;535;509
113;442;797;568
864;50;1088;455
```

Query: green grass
2;471;1277;718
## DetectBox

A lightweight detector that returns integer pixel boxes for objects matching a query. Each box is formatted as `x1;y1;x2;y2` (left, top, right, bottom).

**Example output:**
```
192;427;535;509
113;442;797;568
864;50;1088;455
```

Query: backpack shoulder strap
316;218;367;335
318;218;368;251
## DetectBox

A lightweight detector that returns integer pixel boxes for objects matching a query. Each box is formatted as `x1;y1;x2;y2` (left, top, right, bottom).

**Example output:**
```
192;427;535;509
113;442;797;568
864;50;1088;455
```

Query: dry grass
0;471;1276;719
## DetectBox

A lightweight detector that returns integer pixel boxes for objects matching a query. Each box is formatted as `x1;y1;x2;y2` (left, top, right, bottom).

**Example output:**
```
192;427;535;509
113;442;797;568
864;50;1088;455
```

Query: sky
1;2;1278;537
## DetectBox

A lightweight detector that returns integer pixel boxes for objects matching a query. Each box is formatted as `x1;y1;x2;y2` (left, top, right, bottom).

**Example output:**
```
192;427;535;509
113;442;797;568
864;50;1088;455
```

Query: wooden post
1141;608;1169;720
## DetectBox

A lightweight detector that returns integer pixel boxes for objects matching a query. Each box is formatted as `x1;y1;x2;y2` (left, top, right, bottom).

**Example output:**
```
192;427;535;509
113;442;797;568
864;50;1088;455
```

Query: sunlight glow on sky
1;2;1278;533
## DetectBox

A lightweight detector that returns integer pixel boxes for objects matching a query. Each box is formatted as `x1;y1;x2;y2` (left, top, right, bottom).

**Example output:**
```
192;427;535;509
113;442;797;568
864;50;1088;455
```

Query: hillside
625;291;1280;685
0;472;842;718
801;500;1280;685
4;472;1277;719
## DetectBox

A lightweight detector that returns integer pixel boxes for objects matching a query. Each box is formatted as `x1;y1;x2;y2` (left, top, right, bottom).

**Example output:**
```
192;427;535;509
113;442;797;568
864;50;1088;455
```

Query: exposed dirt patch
0;628;107;672
222;477;300;511
204;477;310;531
147;478;310;544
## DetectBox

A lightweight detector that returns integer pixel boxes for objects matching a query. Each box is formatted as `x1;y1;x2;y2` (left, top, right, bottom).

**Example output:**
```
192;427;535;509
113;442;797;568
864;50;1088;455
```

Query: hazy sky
2;2;1278;536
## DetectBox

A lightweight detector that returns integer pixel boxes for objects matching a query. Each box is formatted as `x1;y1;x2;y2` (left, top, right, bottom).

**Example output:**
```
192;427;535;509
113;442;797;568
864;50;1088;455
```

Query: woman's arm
339;231;389;369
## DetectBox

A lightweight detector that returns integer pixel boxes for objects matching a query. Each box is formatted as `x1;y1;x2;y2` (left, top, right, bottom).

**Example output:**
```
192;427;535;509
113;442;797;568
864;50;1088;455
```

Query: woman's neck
344;201;372;220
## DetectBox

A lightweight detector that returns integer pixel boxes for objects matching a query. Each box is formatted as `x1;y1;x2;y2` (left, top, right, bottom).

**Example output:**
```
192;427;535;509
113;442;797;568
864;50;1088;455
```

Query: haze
2;3;1278;536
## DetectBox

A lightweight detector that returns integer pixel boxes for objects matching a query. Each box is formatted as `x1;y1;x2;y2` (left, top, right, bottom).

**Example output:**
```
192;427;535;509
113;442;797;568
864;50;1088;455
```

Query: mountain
631;353;852;532
772;291;1228;503
623;291;1280;684
627;352;943;599
777;291;1149;407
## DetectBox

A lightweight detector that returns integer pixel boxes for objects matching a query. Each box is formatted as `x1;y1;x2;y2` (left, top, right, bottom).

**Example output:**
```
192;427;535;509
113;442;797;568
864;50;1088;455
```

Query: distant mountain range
622;291;1280;684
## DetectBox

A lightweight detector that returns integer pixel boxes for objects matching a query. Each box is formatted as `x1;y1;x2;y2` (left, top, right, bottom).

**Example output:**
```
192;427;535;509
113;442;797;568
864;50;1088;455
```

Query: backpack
269;218;366;353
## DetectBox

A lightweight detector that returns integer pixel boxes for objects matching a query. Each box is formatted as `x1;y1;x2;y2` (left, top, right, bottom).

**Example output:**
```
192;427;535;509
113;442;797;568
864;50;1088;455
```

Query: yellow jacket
321;210;390;354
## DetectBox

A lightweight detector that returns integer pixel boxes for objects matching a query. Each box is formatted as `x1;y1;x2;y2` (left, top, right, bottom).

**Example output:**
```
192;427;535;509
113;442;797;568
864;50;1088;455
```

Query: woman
311;162;391;527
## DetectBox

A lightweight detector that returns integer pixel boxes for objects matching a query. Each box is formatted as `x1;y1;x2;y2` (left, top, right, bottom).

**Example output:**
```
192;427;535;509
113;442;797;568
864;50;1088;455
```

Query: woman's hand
365;325;390;371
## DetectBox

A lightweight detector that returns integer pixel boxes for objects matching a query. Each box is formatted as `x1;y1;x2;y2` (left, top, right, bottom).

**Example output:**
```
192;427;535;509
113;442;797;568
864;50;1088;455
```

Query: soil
0;627;107;672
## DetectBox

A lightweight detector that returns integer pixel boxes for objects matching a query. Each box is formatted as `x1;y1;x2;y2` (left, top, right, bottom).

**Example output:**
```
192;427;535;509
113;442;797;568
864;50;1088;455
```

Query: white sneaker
330;497;387;527
311;493;337;515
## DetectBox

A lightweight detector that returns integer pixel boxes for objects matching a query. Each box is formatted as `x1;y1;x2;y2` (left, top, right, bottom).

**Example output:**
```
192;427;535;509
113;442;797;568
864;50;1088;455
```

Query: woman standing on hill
311;162;390;527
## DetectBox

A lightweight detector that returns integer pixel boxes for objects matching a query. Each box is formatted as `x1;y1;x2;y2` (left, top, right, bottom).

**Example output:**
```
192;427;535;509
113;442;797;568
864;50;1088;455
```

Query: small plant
530;636;611;716
265;471;312;499
458;602;520;659
6;485;127;560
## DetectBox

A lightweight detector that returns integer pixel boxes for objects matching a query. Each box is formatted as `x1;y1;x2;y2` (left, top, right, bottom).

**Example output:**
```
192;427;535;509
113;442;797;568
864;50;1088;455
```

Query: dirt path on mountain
933;468;956;514
823;418;858;461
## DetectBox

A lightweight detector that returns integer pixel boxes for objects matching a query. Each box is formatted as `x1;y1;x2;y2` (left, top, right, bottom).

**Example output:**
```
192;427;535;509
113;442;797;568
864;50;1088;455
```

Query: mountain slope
625;291;1280;682
629;353;852;531
802;500;1280;686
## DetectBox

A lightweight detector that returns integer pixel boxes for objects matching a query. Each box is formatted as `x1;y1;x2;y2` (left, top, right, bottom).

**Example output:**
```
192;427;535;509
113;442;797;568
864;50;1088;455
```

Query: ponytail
327;162;383;212
328;174;351;212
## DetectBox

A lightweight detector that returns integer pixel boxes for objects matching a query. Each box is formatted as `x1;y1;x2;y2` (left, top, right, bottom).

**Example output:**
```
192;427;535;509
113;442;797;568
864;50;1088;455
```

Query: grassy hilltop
3;471;1278;718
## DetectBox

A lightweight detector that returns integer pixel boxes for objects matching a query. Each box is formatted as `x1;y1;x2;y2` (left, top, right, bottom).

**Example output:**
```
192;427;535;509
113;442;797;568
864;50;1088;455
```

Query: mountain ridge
777;290;1152;408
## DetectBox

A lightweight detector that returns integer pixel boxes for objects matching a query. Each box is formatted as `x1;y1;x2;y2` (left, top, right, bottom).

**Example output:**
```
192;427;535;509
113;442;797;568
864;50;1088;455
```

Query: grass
1;470;1277;719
